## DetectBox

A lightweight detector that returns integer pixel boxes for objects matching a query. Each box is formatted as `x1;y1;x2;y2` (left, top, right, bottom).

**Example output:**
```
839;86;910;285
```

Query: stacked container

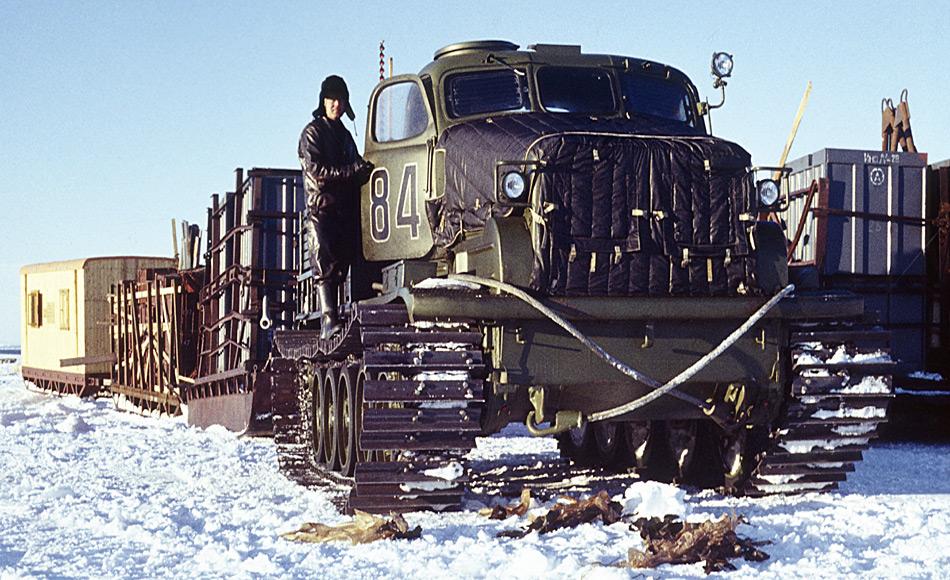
189;168;304;430
783;148;929;371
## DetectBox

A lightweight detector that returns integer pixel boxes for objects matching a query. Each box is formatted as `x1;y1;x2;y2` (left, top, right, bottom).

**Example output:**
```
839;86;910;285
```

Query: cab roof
419;40;691;85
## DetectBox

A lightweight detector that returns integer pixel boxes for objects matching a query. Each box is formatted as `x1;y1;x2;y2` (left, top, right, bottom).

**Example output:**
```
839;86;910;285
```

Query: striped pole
379;41;385;82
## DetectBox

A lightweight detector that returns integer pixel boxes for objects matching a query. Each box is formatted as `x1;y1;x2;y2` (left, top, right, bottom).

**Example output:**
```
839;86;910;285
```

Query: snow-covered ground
1;359;948;579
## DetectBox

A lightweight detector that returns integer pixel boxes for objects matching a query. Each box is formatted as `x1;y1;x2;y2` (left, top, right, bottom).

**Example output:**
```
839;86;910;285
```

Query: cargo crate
925;159;950;378
188;168;304;431
782;149;930;377
784;148;928;277
109;267;204;415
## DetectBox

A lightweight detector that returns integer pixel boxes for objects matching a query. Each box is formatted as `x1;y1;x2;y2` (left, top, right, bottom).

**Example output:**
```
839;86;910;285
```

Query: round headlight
757;179;780;206
502;171;526;200
712;52;734;78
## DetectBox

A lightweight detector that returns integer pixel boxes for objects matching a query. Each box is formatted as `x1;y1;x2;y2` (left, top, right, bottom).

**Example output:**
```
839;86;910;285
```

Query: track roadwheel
721;428;749;492
557;423;597;466
668;420;698;482
310;367;326;466
355;367;371;464
323;367;339;471
720;426;770;493
592;422;620;464
621;421;653;470
337;365;357;477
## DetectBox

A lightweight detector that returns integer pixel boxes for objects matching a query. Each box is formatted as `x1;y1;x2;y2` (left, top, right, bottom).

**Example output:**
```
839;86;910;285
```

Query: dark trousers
304;207;354;286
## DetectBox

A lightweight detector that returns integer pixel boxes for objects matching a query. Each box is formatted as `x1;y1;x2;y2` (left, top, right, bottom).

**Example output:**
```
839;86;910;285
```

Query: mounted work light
711;52;734;79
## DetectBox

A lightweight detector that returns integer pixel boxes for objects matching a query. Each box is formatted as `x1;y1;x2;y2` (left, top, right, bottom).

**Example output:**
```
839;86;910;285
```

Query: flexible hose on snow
448;274;794;425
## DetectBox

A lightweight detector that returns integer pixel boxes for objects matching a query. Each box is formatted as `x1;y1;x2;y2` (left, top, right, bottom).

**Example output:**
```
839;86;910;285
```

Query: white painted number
370;163;421;243
396;164;420;239
370;169;390;242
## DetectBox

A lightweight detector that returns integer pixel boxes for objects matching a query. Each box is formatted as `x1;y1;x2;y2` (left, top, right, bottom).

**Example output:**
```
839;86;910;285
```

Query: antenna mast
379;40;385;82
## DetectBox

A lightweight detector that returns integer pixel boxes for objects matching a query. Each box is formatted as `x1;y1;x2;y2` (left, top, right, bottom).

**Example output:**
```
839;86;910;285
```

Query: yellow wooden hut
20;256;176;395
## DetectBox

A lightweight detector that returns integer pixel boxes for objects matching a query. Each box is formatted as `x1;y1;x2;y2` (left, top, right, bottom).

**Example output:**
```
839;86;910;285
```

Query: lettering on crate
863;152;900;165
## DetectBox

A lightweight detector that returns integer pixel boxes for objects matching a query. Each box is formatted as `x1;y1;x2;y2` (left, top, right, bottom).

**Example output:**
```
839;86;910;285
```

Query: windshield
619;73;694;125
444;69;528;118
537;67;616;114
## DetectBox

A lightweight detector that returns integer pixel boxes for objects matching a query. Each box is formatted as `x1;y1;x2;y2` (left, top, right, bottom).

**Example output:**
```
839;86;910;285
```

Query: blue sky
2;1;948;344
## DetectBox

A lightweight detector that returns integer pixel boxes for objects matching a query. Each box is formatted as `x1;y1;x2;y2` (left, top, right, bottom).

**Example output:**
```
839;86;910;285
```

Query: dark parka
298;112;367;285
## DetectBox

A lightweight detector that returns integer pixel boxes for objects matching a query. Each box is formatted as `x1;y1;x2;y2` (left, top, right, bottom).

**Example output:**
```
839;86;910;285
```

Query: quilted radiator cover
431;114;758;296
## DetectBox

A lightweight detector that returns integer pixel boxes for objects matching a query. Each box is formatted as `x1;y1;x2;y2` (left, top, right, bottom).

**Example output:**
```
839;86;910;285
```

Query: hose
589;284;795;422
448;274;794;425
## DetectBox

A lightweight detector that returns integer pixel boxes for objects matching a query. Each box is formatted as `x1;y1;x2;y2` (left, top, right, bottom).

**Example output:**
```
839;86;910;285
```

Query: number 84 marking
369;163;421;243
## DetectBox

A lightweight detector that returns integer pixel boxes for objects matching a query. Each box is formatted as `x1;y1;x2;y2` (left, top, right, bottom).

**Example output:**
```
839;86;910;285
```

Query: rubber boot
317;283;342;340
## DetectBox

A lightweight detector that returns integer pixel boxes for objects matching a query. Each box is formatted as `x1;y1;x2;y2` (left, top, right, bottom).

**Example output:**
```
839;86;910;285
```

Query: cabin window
619;72;693;125
28;290;42;328
59;289;70;330
374;81;429;142
537;67;616;114
444;70;528;118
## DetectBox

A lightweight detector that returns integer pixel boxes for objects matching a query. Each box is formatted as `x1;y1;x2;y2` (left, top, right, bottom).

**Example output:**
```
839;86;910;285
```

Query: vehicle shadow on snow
837;441;950;495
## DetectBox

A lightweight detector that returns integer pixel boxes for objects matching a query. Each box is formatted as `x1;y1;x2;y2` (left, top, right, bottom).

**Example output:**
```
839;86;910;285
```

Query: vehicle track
746;323;894;494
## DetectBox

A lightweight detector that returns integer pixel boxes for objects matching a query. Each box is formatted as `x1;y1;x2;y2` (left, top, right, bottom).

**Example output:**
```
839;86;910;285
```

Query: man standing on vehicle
299;75;374;339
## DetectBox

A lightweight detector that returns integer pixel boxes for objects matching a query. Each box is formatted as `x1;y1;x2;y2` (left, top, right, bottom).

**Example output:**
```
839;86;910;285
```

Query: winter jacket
298;113;364;214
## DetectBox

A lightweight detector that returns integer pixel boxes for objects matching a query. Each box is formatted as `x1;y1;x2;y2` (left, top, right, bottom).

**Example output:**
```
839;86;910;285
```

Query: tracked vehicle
270;41;894;512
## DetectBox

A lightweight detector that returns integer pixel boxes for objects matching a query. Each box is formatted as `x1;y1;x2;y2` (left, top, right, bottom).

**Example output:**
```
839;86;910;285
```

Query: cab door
362;75;437;261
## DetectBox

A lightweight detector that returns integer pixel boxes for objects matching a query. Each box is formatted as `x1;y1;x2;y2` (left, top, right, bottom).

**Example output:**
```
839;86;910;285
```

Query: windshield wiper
486;54;526;77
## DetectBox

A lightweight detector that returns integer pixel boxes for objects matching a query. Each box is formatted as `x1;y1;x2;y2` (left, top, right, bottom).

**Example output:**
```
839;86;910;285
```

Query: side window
374;81;429;143
28;290;42;328
59;289;70;330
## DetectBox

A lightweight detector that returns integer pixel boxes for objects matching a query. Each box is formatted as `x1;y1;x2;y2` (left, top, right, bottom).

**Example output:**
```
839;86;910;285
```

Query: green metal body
351;41;849;434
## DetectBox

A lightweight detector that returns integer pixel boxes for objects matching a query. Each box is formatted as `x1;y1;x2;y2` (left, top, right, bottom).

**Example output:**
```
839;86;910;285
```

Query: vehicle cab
361;41;708;263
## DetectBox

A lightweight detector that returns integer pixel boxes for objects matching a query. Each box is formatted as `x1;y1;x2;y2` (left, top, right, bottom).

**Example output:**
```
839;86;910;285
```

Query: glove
355;159;375;185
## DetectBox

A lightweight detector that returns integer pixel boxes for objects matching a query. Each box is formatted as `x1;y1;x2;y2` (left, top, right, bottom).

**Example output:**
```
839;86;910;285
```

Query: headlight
711;52;734;78
757;179;780;206
502;171;526;200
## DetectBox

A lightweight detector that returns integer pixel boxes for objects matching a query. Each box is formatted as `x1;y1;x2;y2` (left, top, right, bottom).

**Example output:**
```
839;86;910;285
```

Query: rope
449;274;795;424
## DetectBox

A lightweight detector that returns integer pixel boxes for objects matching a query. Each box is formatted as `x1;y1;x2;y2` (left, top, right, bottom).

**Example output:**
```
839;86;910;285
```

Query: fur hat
317;75;355;120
